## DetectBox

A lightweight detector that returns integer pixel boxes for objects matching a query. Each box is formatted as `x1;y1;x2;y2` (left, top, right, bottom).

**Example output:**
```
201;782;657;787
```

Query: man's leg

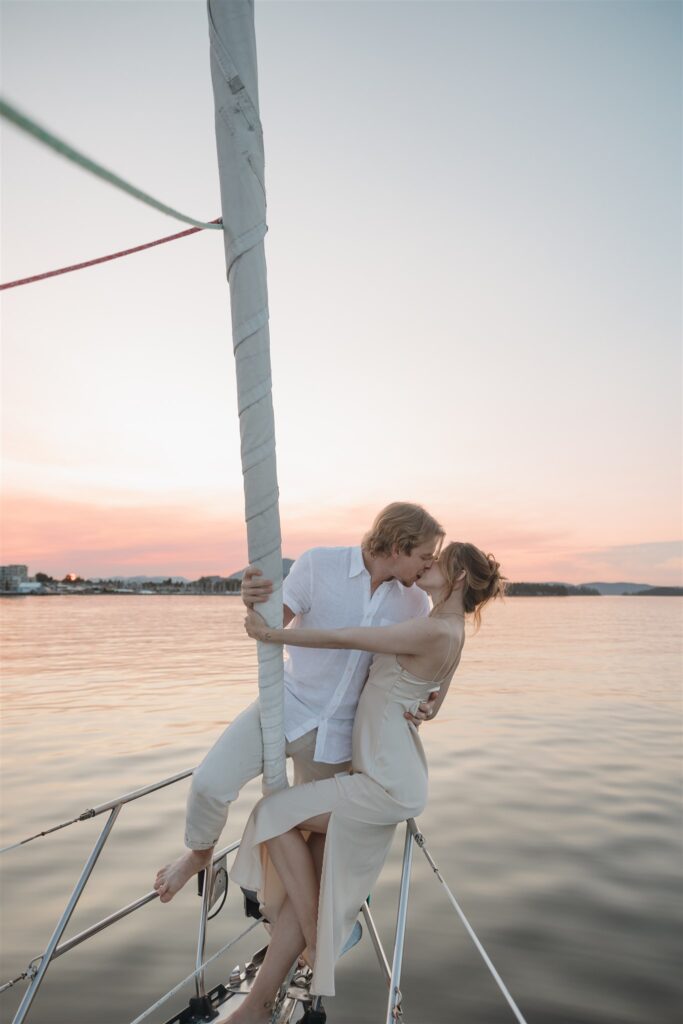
286;729;351;785
155;699;264;902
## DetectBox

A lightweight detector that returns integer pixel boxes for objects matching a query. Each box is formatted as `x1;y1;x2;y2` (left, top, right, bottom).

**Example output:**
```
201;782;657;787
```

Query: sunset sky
1;0;681;584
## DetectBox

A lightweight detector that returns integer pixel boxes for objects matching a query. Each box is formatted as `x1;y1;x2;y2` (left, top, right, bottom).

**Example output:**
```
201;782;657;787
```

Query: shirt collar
349;546;400;590
349;546;367;578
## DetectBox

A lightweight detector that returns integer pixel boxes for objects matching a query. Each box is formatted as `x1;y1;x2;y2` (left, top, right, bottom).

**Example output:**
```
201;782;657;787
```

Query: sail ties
209;0;287;794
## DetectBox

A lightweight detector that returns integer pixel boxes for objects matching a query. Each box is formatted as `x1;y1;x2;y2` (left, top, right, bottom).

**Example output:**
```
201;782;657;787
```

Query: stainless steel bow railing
1;771;529;1024
1;768;237;1024
0;769;396;1024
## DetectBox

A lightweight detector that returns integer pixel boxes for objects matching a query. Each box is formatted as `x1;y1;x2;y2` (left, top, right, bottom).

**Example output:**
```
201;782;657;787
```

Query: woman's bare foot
225;999;274;1023
300;945;316;971
154;848;212;903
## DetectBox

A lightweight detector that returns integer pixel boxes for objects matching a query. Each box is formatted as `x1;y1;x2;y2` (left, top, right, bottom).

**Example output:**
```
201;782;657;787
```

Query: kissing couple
155;502;504;1019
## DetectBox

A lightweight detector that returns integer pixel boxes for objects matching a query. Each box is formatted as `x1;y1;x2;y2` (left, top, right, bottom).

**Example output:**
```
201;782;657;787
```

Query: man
154;502;444;901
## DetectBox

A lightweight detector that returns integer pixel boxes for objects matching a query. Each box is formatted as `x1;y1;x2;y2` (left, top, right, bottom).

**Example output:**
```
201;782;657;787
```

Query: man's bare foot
154;848;212;903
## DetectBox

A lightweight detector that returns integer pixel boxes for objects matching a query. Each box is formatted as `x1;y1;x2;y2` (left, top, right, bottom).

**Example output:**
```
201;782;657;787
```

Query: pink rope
0;217;222;291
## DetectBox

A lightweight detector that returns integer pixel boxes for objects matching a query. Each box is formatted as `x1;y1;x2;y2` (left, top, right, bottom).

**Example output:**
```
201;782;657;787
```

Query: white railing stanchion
195;858;214;1002
12;806;122;1024
385;823;414;1024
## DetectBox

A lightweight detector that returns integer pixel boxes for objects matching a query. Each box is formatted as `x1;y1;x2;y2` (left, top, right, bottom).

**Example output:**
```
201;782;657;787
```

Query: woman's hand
244;607;270;641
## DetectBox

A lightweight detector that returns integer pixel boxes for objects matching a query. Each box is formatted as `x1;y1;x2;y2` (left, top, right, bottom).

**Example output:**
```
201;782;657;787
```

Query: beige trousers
185;698;351;849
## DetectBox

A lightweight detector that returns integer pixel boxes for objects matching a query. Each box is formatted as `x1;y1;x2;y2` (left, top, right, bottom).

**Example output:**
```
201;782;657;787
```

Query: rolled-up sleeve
283;549;314;616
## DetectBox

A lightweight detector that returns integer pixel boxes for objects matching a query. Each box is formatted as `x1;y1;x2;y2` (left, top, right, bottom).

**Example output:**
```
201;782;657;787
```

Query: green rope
0;98;222;231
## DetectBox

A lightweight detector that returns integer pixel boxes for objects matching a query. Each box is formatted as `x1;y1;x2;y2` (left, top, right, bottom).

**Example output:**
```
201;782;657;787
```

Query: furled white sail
207;0;287;793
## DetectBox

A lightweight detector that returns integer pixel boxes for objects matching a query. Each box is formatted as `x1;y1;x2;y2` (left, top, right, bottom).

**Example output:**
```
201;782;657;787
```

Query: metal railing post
360;901;392;986
12;805;122;1024
195;859;214;1000
385;822;414;1024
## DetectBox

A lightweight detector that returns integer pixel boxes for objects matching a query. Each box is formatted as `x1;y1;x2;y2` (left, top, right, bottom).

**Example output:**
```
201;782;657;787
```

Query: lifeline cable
0;767;196;854
0;219;222;291
410;822;529;1024
127;920;260;1024
0;98;223;230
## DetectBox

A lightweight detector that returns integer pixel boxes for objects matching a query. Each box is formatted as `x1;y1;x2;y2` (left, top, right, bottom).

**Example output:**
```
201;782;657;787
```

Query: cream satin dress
229;636;464;997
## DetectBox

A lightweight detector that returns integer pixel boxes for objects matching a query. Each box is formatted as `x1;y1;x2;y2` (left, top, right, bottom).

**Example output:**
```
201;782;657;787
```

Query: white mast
207;0;287;793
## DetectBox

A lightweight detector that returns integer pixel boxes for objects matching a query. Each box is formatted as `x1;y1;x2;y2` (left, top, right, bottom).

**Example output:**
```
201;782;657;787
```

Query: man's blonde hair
362;503;445;558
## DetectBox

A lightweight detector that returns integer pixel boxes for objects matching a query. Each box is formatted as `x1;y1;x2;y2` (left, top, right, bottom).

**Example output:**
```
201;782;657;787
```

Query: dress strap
432;629;458;682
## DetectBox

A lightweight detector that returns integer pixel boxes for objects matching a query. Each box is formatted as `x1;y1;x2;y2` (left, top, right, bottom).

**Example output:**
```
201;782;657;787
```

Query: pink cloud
2;491;679;585
0;492;248;578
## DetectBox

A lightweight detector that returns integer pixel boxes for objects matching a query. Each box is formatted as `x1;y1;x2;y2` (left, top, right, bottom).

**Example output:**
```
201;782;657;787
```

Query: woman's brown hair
437;541;507;630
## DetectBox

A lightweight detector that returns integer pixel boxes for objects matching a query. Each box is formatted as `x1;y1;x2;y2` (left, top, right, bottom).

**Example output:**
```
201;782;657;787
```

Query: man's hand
241;566;274;608
404;690;440;727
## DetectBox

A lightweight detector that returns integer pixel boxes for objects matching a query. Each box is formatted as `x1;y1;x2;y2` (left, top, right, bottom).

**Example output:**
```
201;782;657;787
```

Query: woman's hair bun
487;554;500;575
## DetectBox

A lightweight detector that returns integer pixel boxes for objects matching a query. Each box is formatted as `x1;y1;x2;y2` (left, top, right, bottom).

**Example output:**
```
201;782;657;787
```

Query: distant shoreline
2;587;681;598
4;562;680;598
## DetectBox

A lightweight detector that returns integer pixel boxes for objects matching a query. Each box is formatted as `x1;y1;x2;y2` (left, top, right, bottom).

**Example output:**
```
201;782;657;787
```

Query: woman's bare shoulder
410;616;448;641
431;617;466;652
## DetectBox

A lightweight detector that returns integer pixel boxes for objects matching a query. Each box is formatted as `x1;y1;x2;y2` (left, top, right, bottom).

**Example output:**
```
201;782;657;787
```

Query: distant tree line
629;586;682;597
506;583;600;597
30;573;680;598
36;572;87;584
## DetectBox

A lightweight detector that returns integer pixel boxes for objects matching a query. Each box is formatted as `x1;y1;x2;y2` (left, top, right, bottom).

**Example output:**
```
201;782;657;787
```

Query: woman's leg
264;813;330;961
228;896;305;1023
228;831;327;1024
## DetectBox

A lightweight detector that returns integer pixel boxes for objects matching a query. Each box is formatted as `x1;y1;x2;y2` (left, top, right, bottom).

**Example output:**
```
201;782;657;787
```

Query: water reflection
0;596;681;1023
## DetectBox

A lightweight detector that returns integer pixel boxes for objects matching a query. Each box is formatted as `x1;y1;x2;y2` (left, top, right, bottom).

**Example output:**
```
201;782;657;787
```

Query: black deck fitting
300;1008;327;1024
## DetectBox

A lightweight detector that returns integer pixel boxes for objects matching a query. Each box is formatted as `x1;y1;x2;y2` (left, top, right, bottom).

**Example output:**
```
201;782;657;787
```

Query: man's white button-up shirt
282;545;431;763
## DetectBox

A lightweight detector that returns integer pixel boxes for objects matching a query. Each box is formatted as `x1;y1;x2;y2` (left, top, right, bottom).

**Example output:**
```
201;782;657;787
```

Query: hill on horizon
60;570;677;595
581;581;653;595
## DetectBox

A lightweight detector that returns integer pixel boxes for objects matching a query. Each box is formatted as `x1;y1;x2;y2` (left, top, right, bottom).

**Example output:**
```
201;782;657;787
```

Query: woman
228;541;505;1022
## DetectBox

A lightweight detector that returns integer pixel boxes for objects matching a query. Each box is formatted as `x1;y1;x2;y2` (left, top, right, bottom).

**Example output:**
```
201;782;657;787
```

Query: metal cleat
228;964;244;988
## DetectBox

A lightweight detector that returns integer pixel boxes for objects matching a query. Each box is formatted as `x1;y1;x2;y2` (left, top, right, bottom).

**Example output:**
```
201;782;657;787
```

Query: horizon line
5;566;665;588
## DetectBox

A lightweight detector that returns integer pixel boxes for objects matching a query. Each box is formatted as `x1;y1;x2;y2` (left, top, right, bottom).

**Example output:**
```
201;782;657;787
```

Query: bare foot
224;1001;273;1024
154;848;212;903
301;945;316;971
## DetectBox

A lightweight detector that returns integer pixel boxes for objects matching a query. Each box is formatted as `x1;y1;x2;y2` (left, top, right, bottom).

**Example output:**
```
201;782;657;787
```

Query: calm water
0;596;681;1024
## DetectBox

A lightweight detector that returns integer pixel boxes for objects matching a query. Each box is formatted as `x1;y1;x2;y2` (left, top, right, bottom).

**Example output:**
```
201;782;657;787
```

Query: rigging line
0;219;222;291
0;971;32;995
411;827;529;1024
0;98;224;231
0;768;196;853
433;871;529;1024
127;920;260;1024
0;814;88;854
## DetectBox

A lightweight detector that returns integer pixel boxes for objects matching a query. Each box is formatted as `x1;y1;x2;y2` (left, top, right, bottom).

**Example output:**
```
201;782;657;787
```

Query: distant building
17;581;43;594
1;565;28;592
196;575;241;594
